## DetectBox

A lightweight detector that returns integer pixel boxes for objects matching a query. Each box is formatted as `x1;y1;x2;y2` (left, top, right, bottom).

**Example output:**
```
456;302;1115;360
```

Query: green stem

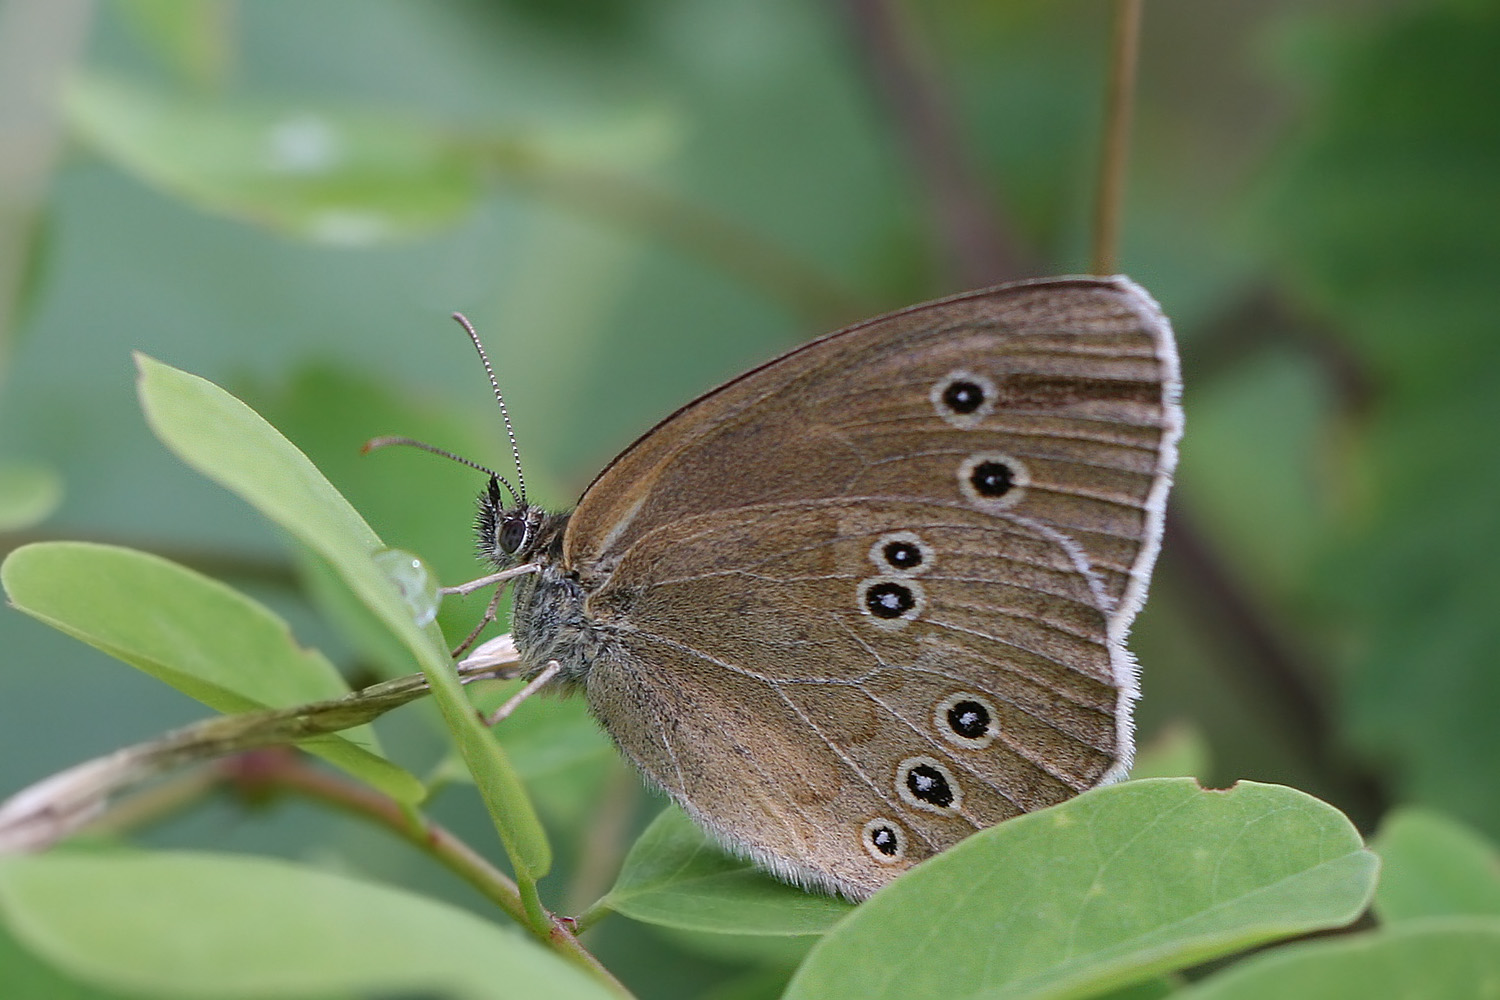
517;873;550;936
572;899;615;936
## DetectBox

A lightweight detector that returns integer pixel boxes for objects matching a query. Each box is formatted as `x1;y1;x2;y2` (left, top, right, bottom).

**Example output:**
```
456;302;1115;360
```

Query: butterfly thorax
507;521;612;687
474;481;610;687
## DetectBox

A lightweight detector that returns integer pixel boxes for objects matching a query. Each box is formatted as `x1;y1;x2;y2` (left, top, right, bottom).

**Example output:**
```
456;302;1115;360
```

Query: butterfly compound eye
498;512;530;554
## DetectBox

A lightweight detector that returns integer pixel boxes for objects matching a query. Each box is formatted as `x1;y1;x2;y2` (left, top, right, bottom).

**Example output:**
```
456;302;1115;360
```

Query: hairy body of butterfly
478;275;1182;900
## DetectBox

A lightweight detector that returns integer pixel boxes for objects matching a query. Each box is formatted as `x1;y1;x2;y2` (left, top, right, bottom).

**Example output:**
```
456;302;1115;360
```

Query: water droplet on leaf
373;548;439;627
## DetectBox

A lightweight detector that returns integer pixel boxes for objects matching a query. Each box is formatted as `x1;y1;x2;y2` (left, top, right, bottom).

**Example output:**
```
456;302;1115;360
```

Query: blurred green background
1;0;1497;995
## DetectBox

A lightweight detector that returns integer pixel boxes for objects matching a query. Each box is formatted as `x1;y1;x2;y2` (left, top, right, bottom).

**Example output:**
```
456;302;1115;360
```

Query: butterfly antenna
451;312;527;506
362;435;523;507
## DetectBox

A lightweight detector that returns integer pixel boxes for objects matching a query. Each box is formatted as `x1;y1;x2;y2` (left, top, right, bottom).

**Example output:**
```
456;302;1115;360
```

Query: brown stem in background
223;750;527;922
1092;0;1143;276
837;0;1026;286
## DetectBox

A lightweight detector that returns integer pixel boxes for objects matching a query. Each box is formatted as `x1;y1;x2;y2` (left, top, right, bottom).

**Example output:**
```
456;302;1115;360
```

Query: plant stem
0;662;514;854
517;872;550;936
572;898;615;936
1092;0;1143;275
233;752;634;998
240;751;528;922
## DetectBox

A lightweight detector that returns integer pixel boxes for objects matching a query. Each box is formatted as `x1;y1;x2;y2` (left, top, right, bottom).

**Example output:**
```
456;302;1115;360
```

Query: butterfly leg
483;659;561;727
443;563;540;658
440;562;540;597
449;585;507;659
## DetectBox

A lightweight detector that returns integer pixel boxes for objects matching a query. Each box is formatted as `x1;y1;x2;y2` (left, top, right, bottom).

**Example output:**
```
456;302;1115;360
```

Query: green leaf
1092;979;1179;1000
6;542;349;709
784;779;1378;1000
241;363;506;676
63;74;676;249
134;354;550;880
1372;807;1500;923
0;851;614;1000
0;915;135;1000
0;461;62;532
601;806;855;936
1171;917;1500;1000
294;542;421;682
1;541;420;802
66;75;482;245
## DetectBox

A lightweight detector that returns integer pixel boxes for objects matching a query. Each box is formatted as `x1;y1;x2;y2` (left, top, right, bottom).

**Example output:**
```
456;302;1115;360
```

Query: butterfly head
474;474;562;569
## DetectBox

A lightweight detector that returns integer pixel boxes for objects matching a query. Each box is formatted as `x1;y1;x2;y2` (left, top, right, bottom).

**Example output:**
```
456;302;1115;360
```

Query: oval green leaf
784;779;1378;1000
601;806;855;936
1372;807;1500;922
0;916;138;1000
0;851;613;999
1;541;419;802
134;354;550;879
67;75;482;244
1172;917;1500;1000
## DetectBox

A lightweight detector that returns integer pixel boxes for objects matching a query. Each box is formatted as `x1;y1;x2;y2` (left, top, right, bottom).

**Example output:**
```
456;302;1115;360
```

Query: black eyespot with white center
907;765;951;806
885;540;921;569
932;369;996;428
958;453;1029;511
935;692;999;749
866;582;913;617
948;701;989;738
971;460;1013;497
861;817;907;864
943;381;985;414
857;577;926;629
868;531;934;577
896;756;962;814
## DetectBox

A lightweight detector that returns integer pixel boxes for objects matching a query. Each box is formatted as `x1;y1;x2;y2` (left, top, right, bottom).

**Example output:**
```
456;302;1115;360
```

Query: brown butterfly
460;275;1180;899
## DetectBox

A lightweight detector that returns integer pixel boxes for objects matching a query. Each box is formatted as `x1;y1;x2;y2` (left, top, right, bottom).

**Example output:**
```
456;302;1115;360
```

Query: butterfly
450;275;1180;899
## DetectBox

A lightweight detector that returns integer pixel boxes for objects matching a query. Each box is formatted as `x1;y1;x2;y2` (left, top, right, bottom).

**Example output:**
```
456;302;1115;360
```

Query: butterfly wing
563;276;1181;897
